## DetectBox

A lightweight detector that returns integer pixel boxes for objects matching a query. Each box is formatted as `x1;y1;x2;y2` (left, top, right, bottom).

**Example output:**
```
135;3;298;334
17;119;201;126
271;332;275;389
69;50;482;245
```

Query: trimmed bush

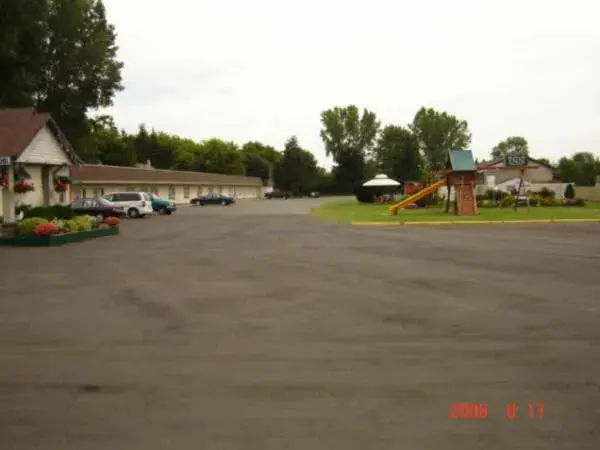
354;183;374;203
564;184;575;199
23;204;75;220
18;218;49;236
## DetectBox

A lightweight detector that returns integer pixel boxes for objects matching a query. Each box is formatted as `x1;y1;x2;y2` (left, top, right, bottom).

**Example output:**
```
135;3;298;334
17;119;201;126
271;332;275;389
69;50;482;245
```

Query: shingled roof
70;164;263;186
0;108;51;157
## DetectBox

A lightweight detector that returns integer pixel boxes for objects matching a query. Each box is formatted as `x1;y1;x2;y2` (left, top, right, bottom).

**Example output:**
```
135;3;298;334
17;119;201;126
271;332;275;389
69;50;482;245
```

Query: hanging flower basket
14;180;35;194
53;175;72;192
0;168;8;188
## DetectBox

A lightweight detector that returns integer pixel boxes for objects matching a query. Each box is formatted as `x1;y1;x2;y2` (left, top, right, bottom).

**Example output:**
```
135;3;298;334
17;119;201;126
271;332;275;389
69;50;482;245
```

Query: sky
100;0;600;169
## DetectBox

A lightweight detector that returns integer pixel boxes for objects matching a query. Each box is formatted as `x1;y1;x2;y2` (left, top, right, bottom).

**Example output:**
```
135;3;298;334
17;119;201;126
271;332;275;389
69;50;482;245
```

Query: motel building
69;162;264;204
0;108;264;223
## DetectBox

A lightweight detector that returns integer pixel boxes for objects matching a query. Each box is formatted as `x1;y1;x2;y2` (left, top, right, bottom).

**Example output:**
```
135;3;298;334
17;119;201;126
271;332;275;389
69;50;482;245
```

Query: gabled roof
0;108;50;157
448;149;476;171
0;107;81;163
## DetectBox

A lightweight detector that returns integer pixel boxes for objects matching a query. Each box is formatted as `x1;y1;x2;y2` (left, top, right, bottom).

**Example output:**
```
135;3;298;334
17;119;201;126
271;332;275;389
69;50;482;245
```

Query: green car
190;193;235;206
149;193;176;214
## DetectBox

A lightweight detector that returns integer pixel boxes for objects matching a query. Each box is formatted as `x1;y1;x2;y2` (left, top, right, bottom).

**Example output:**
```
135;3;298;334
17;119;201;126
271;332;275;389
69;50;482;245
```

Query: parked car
190;193;235;206
309;191;320;198
264;190;291;199
70;197;125;219
102;191;154;218
148;193;176;215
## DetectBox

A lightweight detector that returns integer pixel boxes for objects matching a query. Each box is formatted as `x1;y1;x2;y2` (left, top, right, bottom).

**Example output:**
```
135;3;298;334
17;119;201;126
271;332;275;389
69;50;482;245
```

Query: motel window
126;186;136;192
197;187;202;197
183;186;190;199
92;187;104;198
168;185;176;200
151;186;159;195
81;187;87;198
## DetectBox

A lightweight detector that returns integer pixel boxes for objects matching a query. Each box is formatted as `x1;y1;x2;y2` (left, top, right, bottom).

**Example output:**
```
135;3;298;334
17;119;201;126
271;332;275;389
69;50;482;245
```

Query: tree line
1;0;599;195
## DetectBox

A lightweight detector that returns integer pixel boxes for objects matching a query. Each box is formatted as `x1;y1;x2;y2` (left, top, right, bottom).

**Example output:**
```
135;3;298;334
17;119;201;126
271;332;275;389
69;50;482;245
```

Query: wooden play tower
446;150;478;216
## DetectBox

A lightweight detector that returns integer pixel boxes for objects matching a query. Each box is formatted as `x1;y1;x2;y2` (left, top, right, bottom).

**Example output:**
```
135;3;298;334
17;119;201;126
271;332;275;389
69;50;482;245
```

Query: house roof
69;164;263;187
448;150;476;171
480;157;554;170
0;107;81;163
0;108;51;157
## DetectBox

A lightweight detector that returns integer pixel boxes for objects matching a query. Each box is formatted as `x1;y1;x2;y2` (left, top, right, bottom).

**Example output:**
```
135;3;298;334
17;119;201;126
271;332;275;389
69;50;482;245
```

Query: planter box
0;226;119;247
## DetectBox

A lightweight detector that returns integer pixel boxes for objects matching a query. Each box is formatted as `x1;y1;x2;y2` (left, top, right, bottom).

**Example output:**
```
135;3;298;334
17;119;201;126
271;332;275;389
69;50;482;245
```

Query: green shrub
354;182;374;203
574;198;586;206
500;195;515;207
17;217;49;236
484;189;495;200
538;187;555;199
564;184;575;199
23;204;74;220
70;215;94;231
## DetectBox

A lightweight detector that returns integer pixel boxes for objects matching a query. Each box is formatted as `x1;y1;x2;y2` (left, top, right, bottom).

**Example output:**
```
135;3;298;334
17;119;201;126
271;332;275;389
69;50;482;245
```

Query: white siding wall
16;127;72;165
68;183;262;204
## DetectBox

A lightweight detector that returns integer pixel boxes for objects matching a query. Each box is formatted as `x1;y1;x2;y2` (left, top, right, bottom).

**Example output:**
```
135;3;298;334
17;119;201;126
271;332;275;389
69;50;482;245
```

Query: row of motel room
0;108;265;219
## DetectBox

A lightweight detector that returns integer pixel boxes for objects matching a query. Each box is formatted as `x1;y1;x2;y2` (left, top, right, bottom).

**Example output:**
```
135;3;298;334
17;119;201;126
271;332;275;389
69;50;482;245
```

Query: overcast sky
101;0;600;168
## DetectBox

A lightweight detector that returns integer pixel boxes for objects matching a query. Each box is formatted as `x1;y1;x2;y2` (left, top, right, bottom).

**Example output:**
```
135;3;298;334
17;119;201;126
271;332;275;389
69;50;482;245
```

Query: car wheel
221;200;228;206
128;208;140;218
165;210;172;215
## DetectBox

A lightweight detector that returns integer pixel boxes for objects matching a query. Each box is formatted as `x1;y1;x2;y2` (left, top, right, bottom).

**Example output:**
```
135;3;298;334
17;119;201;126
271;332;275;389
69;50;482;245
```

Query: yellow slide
389;179;446;215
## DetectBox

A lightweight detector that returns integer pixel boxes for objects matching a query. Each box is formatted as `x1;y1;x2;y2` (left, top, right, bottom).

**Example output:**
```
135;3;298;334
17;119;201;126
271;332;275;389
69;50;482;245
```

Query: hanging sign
0;156;11;166
505;154;527;167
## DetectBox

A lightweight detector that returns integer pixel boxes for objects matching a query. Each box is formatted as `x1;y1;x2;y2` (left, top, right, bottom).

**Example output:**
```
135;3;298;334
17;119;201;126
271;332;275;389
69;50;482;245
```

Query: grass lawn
312;200;600;223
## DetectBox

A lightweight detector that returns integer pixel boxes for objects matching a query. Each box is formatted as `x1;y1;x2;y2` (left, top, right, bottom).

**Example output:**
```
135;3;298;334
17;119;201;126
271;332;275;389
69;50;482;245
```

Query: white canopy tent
362;174;401;187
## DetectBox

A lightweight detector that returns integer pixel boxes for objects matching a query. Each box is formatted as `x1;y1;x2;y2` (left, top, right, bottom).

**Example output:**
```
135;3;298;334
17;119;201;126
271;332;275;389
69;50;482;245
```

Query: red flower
34;223;59;236
104;216;120;227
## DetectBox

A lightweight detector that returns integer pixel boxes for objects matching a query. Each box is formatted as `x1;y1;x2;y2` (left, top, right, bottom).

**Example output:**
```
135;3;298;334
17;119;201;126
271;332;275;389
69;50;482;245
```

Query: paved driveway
1;198;599;449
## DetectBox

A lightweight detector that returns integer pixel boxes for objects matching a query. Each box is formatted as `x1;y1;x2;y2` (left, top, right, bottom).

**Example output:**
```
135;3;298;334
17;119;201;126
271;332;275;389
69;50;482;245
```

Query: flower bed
0;215;120;247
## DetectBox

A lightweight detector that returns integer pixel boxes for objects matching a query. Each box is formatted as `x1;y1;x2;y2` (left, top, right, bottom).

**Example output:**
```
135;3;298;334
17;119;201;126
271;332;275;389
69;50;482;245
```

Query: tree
0;0;49;106
240;141;281;183
89;115;136;166
491;136;529;160
0;0;124;161
196;139;245;175
320;105;380;192
410;107;471;211
274;136;320;195
374;125;423;182
556;152;599;186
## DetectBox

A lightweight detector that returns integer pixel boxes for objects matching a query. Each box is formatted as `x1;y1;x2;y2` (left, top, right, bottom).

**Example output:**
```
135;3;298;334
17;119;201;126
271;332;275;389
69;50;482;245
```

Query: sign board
0;156;11;166
505;154;527;167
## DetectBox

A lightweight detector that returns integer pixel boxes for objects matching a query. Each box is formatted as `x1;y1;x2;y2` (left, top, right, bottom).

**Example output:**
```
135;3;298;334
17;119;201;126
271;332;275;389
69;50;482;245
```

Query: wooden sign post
505;154;528;212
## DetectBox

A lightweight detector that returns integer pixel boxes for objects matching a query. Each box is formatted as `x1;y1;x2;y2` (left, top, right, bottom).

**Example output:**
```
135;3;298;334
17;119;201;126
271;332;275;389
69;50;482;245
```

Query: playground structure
389;150;479;216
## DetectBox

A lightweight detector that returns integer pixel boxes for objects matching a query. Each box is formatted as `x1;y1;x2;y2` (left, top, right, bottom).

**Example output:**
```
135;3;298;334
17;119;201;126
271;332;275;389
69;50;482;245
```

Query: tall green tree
410;107;471;211
374;125;423;182
491;136;529;160
320;105;380;192
197;139;245;175
89;115;136;166
0;0;123;161
240;141;281;183
556;152;599;186
0;0;49;106
274;136;319;195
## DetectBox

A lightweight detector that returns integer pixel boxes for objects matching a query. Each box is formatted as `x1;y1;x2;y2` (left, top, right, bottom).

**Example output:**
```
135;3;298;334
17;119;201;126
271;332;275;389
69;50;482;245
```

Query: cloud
101;0;600;167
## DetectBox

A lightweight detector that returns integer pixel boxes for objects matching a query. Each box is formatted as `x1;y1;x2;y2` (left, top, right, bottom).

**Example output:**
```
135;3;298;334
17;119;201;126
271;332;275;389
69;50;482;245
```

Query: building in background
69;164;264;203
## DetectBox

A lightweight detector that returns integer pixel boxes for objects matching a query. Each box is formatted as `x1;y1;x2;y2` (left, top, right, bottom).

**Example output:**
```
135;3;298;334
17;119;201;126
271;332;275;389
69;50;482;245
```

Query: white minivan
103;192;154;218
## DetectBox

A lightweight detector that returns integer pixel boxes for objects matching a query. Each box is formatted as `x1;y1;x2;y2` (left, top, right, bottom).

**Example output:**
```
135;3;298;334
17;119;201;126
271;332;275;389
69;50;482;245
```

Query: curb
351;219;600;226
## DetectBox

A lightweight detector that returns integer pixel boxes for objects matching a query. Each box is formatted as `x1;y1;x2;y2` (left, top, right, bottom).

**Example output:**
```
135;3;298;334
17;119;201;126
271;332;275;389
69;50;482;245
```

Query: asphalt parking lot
1;197;599;449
